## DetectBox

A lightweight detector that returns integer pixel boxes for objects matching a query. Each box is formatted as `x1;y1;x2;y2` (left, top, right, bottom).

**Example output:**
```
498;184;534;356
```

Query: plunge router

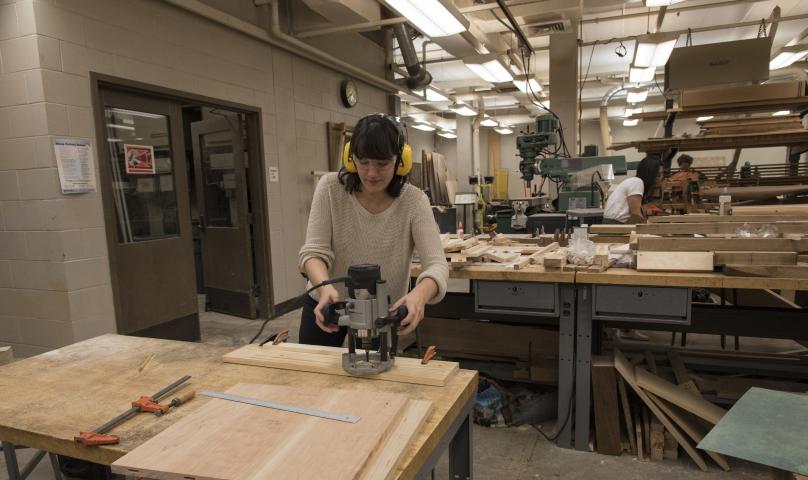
325;264;408;375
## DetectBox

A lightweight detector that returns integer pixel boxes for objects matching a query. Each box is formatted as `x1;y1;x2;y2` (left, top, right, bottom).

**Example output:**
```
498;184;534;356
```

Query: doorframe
90;73;275;327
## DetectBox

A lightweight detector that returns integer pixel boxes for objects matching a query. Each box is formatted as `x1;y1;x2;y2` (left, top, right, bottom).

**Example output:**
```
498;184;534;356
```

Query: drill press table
0;334;477;479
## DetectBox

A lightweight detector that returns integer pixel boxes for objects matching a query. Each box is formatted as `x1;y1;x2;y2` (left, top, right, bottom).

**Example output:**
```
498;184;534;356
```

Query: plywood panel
636;252;714;272
112;383;411;480
713;251;797;266
223;343;458;387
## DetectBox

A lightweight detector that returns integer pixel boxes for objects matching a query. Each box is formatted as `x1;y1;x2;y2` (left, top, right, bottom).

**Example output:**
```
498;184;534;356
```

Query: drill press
325;264;408;375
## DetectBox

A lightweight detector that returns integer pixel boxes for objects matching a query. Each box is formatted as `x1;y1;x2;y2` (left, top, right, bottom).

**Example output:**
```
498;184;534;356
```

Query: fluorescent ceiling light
696;116;714;122
623;119;639;127
412;122;436;131
437;130;457;139
624;106;643;117
770;44;808;70
480;116;498;127
382;0;468;38
633;32;678;68
450;101;477;117
626;87;648;104
107;108;163;119
424;87;448;102
494;125;513;135
464;54;514;83
629;65;656;82
643;0;684;6
512;75;543;94
772;110;791;117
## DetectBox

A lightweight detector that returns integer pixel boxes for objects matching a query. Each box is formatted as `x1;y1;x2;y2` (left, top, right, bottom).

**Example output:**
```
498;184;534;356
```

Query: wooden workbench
0;334;477;479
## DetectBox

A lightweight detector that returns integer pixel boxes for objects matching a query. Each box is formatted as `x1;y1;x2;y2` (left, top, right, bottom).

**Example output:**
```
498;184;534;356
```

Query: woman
298;113;449;347
603;155;663;224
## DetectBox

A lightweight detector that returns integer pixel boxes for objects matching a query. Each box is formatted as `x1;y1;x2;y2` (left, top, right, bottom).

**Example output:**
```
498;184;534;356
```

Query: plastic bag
567;226;596;265
735;223;780;238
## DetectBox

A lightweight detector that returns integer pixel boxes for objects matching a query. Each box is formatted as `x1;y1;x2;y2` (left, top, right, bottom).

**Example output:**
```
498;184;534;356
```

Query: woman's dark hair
338;114;408;197
635;155;662;201
677;154;694;166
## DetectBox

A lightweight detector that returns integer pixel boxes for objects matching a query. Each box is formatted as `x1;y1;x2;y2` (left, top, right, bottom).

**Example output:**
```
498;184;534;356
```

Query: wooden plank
667;350;702;398
614;350;708;471
223;343;458;387
646;392;731;471
543;251;567;269
663;430;679;460
717;377;808;401
589;224;636;235
460;243;491;258
482;249;520;263
360;400;433;480
650;214;808;224
618;377;638;456
634;408;645;462
732;205;808;216
112;383;410;480
637;237;799;252
636;251;714;272
637;222;808;235
724;264;808;279
591;356;622;456
642;406;651;458
650;417;665;461
644;351;658;375
714;251;797;266
635;366;726;425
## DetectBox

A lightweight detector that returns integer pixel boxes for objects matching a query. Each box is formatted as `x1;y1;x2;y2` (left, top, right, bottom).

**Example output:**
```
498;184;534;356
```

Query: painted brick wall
0;0;388;355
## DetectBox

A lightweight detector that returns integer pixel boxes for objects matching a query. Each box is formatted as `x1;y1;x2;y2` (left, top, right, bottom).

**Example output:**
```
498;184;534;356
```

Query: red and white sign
124;144;155;175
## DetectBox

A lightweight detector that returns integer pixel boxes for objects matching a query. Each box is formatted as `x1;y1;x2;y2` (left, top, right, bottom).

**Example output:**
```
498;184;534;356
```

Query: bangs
352;120;399;161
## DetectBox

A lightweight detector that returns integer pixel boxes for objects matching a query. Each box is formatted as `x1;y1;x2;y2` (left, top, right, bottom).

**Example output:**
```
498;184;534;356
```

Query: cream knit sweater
299;173;448;304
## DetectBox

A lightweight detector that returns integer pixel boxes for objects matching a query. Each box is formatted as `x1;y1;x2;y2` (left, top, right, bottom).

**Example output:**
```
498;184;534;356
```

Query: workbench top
0;334;477;478
412;263;808;290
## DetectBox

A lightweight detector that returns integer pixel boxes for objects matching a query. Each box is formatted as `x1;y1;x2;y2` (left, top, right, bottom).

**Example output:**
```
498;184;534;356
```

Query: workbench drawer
592;285;691;324
474;281;558;317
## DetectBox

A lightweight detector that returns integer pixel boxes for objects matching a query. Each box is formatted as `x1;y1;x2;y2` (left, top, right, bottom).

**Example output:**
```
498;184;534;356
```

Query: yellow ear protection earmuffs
342;113;413;176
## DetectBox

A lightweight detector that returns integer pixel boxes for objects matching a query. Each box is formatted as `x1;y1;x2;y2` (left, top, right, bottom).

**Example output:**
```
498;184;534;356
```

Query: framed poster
124;144;156;174
53;137;97;193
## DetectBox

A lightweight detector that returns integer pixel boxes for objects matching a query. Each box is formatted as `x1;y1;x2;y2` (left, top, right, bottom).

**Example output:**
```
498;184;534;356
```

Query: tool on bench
199;390;360;423
324;264;409;375
259;330;289;346
75;375;192;446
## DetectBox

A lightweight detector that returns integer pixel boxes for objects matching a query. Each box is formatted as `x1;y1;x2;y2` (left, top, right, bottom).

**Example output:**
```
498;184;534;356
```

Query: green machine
516;114;627;211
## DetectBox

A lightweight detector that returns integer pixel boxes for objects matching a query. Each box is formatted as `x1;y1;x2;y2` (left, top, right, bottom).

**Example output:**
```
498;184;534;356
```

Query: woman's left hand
390;290;428;336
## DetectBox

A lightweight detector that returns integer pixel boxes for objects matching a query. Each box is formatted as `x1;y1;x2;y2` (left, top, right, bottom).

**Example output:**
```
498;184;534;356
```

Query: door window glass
200;128;239;227
105;107;179;243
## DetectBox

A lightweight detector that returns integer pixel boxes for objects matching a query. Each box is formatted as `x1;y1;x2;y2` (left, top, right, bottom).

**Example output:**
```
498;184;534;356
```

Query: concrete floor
3;305;790;479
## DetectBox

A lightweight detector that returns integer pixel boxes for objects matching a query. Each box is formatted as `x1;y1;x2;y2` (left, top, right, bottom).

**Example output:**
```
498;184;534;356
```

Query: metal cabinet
592;285;691;325
474;281;559;317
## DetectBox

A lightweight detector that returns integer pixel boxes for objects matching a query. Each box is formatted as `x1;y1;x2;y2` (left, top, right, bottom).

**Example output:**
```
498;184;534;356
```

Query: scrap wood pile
588;210;808;277
593;347;808;471
440;233;614;272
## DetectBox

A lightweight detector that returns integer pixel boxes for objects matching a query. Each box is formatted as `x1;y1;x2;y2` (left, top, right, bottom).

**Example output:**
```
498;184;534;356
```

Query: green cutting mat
698;387;808;475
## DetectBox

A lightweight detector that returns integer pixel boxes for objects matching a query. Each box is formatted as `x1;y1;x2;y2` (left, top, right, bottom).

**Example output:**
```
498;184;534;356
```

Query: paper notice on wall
124;144;156;174
54;138;97;194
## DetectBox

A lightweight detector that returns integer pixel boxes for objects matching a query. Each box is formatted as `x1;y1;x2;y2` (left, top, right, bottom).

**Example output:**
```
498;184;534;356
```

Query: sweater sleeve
298;175;335;271
411;193;449;304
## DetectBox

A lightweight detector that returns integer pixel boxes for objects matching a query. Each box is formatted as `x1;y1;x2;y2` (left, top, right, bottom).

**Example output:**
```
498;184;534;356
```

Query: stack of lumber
633;214;808;276
698;115;804;136
589;224;635;244
593;350;731;471
422;151;450;205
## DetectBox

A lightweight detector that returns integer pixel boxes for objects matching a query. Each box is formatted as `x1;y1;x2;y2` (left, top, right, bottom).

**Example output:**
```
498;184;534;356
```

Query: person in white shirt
603;155;663;224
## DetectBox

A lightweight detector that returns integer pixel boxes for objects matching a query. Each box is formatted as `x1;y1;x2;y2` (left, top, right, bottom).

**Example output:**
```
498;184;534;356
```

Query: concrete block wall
0;0;387;355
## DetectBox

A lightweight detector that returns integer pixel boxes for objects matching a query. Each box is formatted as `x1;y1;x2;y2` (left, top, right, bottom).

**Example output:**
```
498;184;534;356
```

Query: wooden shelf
611;129;808;153
628;97;808;122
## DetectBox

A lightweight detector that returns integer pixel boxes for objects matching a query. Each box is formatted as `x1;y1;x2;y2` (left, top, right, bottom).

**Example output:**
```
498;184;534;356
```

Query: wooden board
713;251;797;266
360;400;433;480
724;264;808;279
112;383;411;480
646;392;731;471
717;377;808;401
732;204;808;216
589;224;636;235
636;251;714;272
635;366;726;425
650;417;665;461
614;350;708;471
637;222;808;235
0;346;13;365
637;237;802;253
649;215;808;224
667;350;702;398
591;356;622;456
223;343;458;387
618;377;637;456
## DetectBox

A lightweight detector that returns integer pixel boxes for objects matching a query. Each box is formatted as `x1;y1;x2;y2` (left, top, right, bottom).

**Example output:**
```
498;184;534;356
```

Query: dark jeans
299;294;347;347
298;294;399;352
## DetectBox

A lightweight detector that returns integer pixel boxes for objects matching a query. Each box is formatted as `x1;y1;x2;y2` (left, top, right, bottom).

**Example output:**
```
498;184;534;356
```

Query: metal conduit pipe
393;23;432;90
163;0;401;93
598;81;656;155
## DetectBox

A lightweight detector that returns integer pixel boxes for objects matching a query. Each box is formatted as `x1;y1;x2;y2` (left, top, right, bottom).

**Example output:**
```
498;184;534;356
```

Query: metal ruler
199;390;360;424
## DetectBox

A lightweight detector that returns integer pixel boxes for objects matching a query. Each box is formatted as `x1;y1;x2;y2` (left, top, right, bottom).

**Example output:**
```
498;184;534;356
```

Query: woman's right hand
314;285;341;333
